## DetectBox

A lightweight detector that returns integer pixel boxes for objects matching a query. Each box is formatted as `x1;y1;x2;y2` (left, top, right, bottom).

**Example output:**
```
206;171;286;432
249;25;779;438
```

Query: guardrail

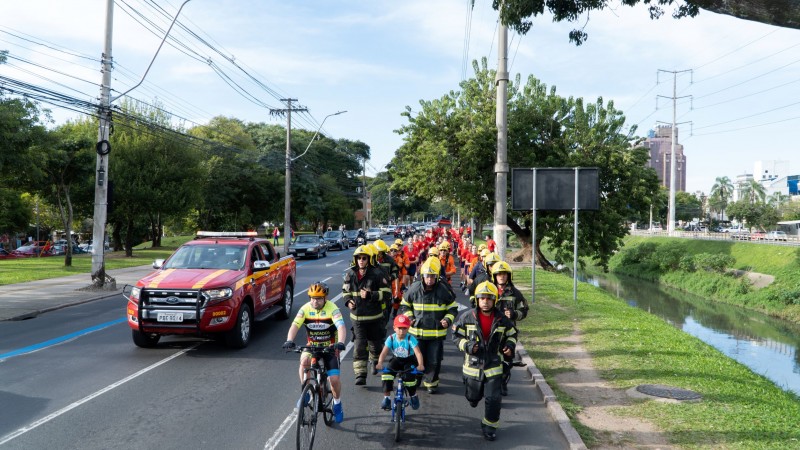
629;230;800;246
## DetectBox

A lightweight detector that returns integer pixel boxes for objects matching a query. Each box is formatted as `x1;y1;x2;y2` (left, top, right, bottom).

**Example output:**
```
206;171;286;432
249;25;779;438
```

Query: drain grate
635;384;702;401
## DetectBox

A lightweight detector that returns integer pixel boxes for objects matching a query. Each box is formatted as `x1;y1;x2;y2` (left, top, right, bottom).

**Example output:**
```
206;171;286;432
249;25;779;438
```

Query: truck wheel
276;284;293;320
132;329;160;348
226;303;252;349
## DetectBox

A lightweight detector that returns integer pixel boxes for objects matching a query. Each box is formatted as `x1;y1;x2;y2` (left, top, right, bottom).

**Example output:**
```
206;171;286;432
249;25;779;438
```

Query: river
581;272;800;397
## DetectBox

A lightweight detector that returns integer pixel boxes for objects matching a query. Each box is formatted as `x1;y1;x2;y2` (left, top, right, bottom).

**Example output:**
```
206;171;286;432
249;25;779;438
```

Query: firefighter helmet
353;245;373;266
419;257;441;277
474;281;499;300
491;261;513;282
394;238;404;246
438;241;450;251
428;246;440;257
484;252;501;267
373;239;389;253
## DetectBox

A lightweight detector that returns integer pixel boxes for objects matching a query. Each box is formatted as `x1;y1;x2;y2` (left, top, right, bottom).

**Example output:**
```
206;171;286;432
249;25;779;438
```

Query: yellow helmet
307;281;329;297
389;244;401;252
484;252;501;267
474;281;499;300
438;241;450;251
428;246;440;257
353;245;373;266
419;257;441;277
479;248;491;259
477;243;487;251
394;239;403;246
373;239;389;253
491;261;513;282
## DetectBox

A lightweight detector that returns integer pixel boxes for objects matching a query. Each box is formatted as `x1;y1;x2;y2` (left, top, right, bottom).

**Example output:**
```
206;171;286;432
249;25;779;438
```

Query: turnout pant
416;338;444;389
352;319;385;379
464;373;503;429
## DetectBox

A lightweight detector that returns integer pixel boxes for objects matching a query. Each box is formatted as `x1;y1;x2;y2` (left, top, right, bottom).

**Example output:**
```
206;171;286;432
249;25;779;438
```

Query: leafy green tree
0;189;31;241
741;179;767;204
675;191;702;222
391;60;660;270
710;175;734;220
727;199;779;230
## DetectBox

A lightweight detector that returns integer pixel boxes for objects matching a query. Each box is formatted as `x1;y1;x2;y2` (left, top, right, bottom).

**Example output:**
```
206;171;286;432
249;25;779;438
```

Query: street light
283;110;347;255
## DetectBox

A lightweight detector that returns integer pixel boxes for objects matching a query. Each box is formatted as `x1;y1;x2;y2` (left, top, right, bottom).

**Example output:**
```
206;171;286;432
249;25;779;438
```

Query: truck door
249;244;271;313
259;243;281;305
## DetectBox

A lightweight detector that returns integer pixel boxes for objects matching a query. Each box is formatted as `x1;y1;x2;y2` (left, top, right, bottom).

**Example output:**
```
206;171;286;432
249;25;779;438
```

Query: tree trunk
505;214;556;270
125;217;135;257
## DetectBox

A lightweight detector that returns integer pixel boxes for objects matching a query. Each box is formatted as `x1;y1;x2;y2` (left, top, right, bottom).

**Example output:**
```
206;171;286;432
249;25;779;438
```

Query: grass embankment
606;237;800;323
515;267;800;449
0;235;193;286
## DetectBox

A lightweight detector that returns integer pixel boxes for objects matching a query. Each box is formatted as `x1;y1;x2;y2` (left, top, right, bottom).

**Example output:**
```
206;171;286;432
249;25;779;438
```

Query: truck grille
140;289;202;325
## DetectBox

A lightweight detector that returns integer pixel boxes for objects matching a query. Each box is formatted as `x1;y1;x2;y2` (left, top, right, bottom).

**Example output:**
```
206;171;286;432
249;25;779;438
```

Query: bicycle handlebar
381;366;423;376
287;344;337;355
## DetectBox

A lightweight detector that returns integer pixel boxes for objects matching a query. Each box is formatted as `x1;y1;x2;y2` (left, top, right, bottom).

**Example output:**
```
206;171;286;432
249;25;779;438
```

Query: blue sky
2;0;798;194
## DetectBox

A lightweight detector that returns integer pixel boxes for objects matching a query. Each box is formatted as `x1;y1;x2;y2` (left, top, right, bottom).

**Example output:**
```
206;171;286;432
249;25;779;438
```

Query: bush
652;243;686;272
693;253;735;273
678;255;696;272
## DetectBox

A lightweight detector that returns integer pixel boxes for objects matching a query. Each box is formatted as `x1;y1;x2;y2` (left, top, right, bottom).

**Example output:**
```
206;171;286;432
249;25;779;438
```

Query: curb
517;344;588;450
7;289;123;321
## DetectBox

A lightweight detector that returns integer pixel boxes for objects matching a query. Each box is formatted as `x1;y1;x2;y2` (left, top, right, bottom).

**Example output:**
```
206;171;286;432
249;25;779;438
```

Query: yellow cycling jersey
292;301;345;346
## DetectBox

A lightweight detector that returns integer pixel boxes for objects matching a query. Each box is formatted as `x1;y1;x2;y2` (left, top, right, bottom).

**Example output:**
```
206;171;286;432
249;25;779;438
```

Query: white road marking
264;342;354;450
0;344;200;446
325;260;343;267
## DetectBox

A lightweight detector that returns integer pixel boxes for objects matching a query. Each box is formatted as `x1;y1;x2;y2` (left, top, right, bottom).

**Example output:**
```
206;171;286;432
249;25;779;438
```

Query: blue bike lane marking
0;317;126;361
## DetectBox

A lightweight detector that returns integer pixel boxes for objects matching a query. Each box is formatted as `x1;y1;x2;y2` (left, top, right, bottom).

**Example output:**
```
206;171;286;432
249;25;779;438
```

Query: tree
495;1;800;45
741;179;767;204
710;176;734;220
674;191;702;222
391;60;660;270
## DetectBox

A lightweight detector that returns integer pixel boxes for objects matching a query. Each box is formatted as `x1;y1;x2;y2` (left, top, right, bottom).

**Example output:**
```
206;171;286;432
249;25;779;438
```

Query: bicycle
289;345;337;450
382;366;422;442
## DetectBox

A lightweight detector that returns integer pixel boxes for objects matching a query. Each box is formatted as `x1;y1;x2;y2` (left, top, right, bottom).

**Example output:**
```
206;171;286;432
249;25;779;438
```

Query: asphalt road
0;238;570;449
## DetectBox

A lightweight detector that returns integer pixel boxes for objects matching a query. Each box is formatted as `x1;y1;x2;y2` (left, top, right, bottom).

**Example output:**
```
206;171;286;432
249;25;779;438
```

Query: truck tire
226;303;252;348
132;329;160;348
276;284;293;320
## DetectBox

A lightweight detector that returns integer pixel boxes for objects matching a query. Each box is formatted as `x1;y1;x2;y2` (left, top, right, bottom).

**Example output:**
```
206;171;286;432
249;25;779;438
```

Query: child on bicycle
283;281;347;423
375;314;425;410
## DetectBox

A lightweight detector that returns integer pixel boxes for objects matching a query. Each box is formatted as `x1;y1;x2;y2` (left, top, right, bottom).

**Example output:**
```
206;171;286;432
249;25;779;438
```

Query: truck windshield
164;245;247;270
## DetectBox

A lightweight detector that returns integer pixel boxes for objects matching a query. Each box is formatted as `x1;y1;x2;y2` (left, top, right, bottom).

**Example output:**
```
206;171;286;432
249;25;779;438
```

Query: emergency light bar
196;231;258;238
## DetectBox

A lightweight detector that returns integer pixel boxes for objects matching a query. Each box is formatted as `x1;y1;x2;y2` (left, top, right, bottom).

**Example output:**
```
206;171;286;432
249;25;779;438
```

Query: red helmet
393;314;411;328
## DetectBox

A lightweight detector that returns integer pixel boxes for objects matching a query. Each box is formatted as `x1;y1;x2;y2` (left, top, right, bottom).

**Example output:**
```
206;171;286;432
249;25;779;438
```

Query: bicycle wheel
296;383;318;450
393;382;403;442
321;378;334;426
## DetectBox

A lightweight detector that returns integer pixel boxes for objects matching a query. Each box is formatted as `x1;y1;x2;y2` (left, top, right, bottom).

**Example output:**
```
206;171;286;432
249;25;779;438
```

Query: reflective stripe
410;304;452;312
350;312;383;321
410;327;447;338
482;417;499;428
463;366;480;377
484;366;503;377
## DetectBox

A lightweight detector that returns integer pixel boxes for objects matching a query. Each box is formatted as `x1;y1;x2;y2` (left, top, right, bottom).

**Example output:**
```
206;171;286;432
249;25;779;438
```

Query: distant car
765;231;788;241
0;248;16;259
322;230;349;250
649;224;663;232
345;229;366;246
730;230;751;240
366;228;382;241
386;225;397;234
11;242;47;257
750;231;765;241
288;234;328;259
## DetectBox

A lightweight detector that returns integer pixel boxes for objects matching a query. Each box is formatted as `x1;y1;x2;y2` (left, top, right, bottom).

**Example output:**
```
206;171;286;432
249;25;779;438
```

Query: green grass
515;267;800;449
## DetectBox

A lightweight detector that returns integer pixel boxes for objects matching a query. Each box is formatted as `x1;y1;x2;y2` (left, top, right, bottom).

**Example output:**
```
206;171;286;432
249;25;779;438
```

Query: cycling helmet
428;246;440;257
307;281;329;297
393;314;411;328
373;239;389;253
474;281;499;300
419;257;441;277
491;261;513;282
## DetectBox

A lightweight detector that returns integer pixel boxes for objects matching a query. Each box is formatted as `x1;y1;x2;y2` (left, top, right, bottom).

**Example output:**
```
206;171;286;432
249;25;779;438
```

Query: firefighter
490;261;530;395
468;251;500;307
398;257;457;394
389;244;407;318
343;245;391;386
437;241;457;285
452;281;517;441
372;239;400;322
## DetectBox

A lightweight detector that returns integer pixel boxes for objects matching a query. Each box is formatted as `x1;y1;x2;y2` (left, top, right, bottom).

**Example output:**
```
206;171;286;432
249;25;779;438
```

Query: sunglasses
356;256;369;261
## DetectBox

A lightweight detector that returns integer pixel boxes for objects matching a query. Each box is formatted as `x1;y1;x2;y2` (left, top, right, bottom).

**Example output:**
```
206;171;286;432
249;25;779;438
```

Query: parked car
0;248;16;259
765;231;788;241
345;229;366;246
11;241;47;257
750;231;765;241
322;230;349;250
366;228;382;241
730;230;751;240
288;234;328;259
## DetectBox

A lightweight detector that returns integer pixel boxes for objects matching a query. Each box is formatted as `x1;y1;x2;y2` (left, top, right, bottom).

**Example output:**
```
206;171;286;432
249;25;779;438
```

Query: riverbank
514;268;800;449
605;236;800;324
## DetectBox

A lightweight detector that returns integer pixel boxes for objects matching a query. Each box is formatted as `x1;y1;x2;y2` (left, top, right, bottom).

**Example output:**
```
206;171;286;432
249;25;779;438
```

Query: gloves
283;340;296;350
333;342;346;351
466;340;479;354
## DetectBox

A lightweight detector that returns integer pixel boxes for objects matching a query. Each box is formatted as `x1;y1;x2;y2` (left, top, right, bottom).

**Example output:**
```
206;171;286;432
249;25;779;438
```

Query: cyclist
283;282;347;423
452;281;517;441
376;314;425;411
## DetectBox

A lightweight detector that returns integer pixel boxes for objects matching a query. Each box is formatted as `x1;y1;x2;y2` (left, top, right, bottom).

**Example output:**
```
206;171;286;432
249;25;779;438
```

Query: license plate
157;312;183;322
296;252;305;256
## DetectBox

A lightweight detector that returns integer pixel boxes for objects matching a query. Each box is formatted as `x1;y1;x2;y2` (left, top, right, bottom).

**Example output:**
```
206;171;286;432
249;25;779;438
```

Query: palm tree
710;176;734;220
741;179;767;204
768;192;789;213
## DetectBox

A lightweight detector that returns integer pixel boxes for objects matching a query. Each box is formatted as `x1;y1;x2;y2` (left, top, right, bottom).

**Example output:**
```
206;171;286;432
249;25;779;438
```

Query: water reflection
582;273;800;396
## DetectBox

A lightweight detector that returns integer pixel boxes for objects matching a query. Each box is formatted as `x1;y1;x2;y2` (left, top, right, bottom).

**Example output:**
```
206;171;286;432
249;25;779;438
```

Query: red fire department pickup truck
125;231;296;349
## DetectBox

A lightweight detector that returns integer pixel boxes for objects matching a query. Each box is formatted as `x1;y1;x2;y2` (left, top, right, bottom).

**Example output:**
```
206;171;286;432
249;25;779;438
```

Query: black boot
481;424;497;441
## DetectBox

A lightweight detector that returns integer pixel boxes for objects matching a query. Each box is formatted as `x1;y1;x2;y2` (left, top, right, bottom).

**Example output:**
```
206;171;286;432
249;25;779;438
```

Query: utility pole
493;21;509;259
657;69;692;235
90;0;190;288
272;98;307;255
362;158;368;229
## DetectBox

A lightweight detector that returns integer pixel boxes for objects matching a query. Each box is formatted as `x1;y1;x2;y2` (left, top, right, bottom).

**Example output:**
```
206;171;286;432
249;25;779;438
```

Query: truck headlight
203;287;233;305
130;286;141;302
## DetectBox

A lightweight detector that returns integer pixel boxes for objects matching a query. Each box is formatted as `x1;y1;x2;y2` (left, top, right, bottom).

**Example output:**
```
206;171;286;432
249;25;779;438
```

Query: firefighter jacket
377;254;400;281
342;265;390;322
496;283;529;323
399;280;457;340
452;309;517;379
438;253;457;280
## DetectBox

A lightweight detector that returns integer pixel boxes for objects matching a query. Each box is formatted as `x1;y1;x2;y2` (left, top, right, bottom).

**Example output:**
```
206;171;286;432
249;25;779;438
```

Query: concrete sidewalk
0;265;156;321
